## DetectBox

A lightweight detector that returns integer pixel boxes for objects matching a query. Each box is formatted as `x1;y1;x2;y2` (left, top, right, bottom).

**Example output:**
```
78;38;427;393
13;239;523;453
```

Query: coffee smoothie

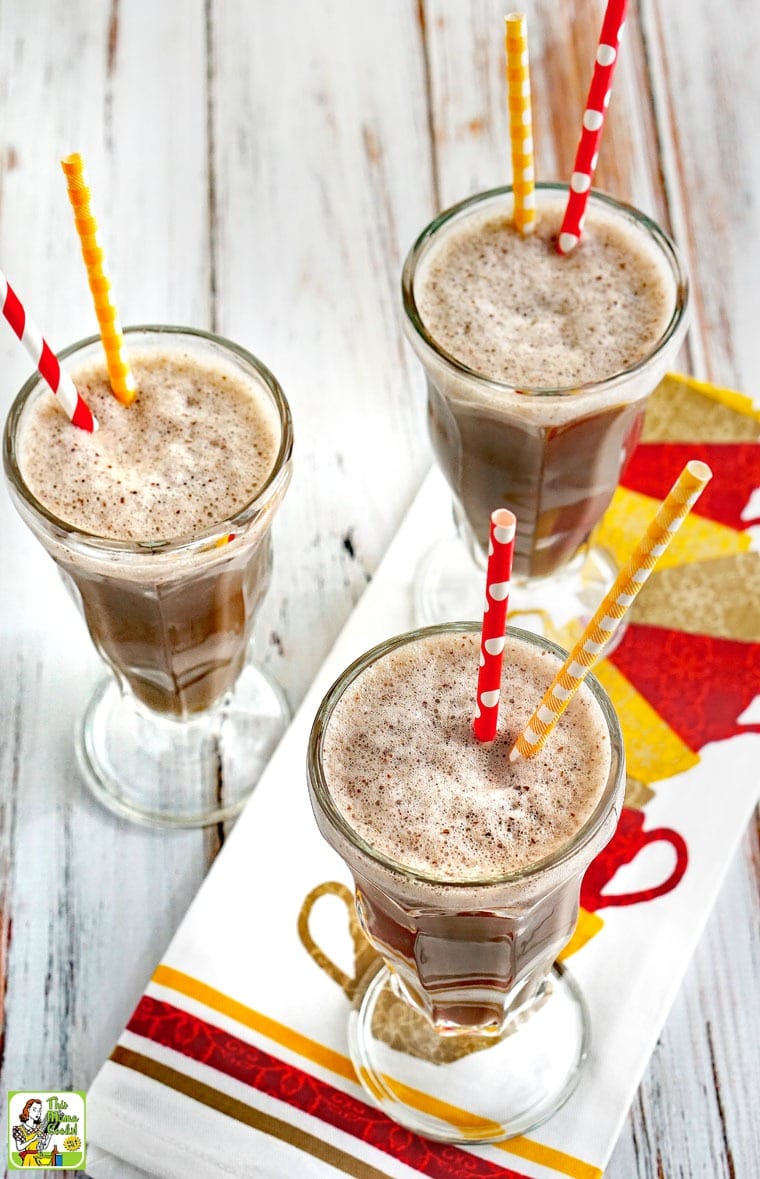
8;332;291;718
20;348;279;541
309;625;623;1032
323;630;610;877
403;185;687;581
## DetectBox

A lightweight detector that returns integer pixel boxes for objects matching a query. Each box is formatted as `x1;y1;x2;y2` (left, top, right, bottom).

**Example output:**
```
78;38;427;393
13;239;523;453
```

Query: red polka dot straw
473;509;517;743
557;0;628;255
0;268;97;431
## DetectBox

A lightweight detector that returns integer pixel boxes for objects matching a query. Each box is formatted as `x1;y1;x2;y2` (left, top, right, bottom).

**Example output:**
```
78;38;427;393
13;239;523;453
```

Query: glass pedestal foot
77;662;290;828
349;961;589;1144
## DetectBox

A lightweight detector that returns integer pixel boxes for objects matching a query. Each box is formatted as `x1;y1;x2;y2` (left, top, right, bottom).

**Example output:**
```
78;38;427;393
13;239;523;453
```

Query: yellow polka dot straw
511;460;713;761
61;153;137;406
505;13;535;235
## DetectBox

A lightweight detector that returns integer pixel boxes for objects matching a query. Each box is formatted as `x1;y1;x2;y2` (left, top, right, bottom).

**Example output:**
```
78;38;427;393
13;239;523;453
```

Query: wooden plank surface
0;2;757;1177
207;0;433;706
0;0;215;1140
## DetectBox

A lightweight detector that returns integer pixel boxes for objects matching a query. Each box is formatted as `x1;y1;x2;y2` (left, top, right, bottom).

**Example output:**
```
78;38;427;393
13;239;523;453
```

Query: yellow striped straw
505;13;536;234
61;153;136;406
511;460;713;761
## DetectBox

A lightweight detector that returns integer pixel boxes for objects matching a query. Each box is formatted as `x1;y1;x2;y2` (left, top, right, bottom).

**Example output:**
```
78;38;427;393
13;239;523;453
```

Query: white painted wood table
1;2;757;1175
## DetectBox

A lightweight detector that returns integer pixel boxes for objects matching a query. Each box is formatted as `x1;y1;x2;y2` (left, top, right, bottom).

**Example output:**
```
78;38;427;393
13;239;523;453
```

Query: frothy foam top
322;631;611;881
415;198;674;388
18;347;280;541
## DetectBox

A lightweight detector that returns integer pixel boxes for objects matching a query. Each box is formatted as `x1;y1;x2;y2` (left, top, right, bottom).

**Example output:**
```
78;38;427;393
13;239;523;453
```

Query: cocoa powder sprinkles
19;347;280;541
323;631;611;881
416;197;673;389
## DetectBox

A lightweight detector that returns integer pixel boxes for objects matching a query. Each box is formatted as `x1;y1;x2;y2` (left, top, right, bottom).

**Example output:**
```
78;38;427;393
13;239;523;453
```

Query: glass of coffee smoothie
402;184;689;641
308;622;625;1142
4;326;293;828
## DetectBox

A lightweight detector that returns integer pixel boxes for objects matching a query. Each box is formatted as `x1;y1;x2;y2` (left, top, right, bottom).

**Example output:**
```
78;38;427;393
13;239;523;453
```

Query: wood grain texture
0;0;214;1156
0;0;435;1164
641;0;760;388
0;1;757;1177
424;0;666;211
208;0;433;709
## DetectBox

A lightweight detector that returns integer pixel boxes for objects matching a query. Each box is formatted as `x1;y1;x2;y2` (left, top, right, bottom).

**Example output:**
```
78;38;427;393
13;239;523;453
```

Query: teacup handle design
596;827;688;908
297;881;376;1000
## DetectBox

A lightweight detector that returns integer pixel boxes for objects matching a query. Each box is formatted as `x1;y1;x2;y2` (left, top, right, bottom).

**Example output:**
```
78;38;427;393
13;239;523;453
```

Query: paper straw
511;460;712;760
61;153;136;405
0;269;97;432
557;0;628;255
473;509;517;743
505;14;535;235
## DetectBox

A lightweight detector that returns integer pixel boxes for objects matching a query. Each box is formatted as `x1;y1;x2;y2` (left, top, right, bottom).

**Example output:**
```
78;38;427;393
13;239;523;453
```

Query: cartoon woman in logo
11;1098;52;1166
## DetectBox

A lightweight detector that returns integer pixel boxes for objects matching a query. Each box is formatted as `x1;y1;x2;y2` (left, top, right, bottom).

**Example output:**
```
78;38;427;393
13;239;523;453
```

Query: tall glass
402;185;689;641
308;623;625;1142
4;326;293;828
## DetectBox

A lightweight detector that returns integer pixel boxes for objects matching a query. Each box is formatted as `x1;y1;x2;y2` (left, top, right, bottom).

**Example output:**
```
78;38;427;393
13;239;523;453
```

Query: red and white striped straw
557;0;628;255
0;269;97;432
473;509;517;743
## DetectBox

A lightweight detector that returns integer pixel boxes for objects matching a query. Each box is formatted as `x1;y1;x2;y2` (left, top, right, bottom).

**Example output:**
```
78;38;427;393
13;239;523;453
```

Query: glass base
414;534;626;654
349;961;589;1143
77;663;290;829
